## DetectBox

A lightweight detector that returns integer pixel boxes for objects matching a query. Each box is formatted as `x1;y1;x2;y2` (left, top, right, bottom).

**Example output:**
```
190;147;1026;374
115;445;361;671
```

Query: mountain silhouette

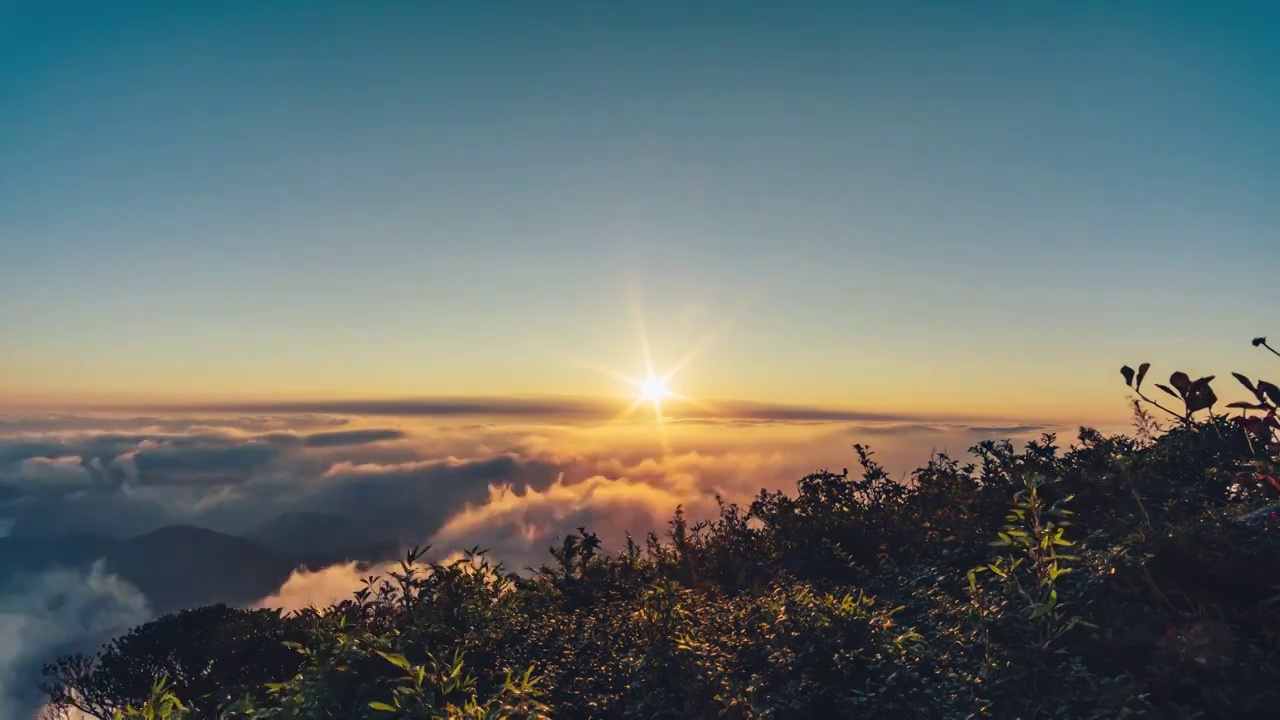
100;526;300;613
244;511;400;566
0;515;399;615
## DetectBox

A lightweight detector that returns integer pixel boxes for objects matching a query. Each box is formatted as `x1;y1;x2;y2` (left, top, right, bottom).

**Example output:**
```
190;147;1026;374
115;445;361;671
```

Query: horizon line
0;393;1081;428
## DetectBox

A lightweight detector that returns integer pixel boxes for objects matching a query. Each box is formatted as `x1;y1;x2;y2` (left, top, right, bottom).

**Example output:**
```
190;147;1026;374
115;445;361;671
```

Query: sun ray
561;355;641;388
661;316;734;383
611;396;648;423
628;286;657;379
653;396;671;457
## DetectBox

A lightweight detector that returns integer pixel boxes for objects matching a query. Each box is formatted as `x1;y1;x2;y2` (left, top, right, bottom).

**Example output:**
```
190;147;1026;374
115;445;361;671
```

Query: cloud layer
0;411;1059;547
1;408;1069;715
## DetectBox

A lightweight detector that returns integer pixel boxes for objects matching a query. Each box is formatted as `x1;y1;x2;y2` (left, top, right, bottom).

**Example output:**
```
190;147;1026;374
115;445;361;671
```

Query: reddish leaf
1232;372;1257;394
1136;363;1150;390
1257;380;1280;406
1169;372;1191;396
1184;377;1217;414
1235;416;1268;437
1227;402;1269;410
1120;366;1135;387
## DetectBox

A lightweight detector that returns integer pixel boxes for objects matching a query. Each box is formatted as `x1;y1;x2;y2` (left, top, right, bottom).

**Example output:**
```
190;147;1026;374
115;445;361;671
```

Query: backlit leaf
1184;377;1218;413
376;651;412;672
1226;402;1268;410
1135;362;1150;390
1232;372;1257;394
1257;380;1280;406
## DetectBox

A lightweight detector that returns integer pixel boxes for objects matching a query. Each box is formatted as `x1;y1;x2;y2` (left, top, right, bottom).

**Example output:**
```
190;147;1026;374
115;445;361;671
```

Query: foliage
42;337;1280;718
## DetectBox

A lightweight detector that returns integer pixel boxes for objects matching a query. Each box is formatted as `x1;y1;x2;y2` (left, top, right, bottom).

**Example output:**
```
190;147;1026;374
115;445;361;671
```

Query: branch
1133;390;1186;423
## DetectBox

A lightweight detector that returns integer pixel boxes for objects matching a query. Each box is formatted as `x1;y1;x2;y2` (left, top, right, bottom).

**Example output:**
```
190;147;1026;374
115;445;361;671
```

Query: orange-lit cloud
252;561;397;614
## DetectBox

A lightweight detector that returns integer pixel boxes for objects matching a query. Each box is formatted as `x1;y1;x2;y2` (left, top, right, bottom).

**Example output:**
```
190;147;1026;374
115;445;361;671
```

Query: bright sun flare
638;376;670;404
568;289;728;442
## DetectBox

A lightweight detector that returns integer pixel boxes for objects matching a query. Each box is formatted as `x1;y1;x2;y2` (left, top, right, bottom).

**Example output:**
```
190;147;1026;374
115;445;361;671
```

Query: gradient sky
2;0;1277;421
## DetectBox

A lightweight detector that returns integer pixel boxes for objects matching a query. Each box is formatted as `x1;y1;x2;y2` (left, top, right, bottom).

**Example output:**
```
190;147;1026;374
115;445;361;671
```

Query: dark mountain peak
246;512;400;565
129;524;238;544
108;527;297;614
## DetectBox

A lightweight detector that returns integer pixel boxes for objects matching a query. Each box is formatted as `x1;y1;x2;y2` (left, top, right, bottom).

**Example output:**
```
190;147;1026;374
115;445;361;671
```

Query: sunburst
638;374;670;404
559;286;734;458
564;290;732;456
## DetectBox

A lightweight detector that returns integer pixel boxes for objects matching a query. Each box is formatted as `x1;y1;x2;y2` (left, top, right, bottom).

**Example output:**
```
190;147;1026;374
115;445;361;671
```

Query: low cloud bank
0;411;1064;562
0;563;151;719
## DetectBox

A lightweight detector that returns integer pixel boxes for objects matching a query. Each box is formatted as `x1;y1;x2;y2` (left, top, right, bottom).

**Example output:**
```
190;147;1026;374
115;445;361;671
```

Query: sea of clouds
0;407;1063;717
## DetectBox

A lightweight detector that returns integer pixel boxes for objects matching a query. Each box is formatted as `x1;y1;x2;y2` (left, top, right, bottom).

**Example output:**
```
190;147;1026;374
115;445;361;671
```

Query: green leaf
376;651;412;672
369;701;398;712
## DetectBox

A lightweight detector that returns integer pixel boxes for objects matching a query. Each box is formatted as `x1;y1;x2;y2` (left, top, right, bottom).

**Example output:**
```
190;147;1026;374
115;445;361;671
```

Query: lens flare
639;376;670;404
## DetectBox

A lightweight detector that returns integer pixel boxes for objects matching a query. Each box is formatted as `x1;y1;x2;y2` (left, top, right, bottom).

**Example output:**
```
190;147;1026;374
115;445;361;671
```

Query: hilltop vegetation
40;341;1280;719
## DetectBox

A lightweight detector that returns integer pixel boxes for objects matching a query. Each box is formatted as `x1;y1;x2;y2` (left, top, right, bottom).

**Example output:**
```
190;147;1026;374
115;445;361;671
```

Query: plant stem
1134;391;1184;422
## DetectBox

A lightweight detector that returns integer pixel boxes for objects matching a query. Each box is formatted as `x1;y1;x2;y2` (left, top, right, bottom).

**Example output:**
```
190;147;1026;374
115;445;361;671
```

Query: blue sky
1;0;1277;419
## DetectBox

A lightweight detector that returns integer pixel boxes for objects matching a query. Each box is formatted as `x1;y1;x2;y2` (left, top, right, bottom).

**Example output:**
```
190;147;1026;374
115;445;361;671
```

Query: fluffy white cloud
0;563;151;720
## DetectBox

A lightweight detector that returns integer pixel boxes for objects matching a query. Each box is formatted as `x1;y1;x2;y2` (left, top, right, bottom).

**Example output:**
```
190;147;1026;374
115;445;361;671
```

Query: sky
2;0;1278;422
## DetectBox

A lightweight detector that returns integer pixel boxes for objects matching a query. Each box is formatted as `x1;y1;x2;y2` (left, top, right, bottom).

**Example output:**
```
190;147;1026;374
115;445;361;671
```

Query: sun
638;375;670;404
563;286;730;441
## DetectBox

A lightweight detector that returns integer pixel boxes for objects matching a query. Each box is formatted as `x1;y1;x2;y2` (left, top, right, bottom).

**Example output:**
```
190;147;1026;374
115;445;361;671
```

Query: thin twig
1134;390;1185;423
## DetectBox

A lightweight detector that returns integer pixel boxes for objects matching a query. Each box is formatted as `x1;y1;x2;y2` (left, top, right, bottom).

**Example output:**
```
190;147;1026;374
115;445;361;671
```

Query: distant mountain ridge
0;514;402;614
244;511;401;563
